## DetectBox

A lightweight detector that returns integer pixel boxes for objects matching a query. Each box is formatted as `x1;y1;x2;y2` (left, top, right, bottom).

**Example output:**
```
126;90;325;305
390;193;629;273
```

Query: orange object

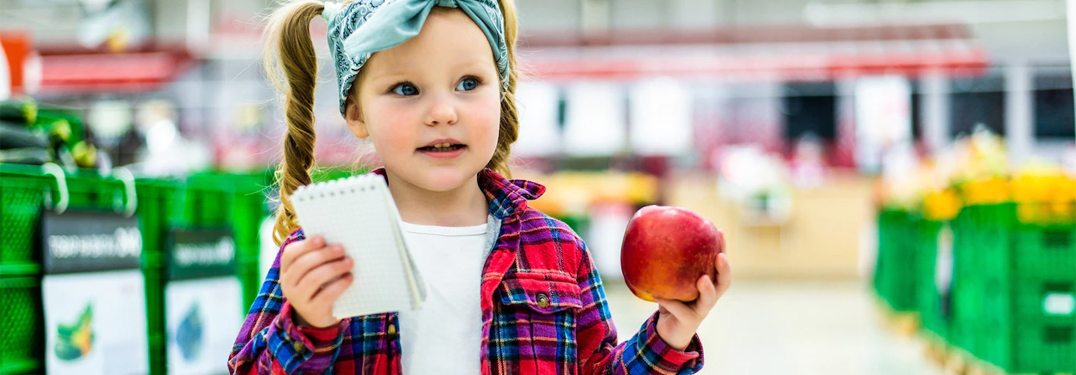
962;177;1010;205
924;189;961;221
0;31;33;95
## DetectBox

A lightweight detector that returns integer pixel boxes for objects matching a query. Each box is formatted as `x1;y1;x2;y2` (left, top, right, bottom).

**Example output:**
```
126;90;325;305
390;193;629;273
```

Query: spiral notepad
290;174;426;319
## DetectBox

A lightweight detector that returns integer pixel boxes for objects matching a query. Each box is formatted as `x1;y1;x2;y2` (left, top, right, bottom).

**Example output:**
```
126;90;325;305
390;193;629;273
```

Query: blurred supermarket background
1;0;1075;374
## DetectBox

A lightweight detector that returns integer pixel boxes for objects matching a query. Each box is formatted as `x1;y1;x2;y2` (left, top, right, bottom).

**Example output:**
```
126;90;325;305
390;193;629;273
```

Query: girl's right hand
279;235;355;328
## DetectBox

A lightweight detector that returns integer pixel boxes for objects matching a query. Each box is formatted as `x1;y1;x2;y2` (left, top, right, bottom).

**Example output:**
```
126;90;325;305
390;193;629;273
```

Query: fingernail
333;245;344;254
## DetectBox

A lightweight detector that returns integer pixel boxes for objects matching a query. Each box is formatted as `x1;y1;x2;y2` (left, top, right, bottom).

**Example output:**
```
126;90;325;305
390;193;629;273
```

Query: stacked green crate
952;203;1075;373
0;276;42;375
876;209;919;312
0;164;139;375
915;219;950;341
1;165;56;374
139;173;270;375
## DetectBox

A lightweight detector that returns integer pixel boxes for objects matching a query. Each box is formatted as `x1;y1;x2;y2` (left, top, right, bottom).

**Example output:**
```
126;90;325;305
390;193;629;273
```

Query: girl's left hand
654;252;732;351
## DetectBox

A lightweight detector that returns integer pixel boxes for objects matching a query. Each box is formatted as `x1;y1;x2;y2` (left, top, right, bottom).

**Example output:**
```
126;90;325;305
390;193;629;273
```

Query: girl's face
345;7;501;194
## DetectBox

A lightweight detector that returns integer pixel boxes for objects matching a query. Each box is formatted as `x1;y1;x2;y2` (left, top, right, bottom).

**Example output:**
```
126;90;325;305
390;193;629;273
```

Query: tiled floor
602;279;945;375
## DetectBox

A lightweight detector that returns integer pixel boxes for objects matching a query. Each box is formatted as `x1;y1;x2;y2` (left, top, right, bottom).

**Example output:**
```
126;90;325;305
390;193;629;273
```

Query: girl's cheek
474;95;501;128
376;103;416;132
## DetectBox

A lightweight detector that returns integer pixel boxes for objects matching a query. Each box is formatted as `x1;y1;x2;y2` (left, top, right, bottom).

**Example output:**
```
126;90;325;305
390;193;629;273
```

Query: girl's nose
424;94;458;126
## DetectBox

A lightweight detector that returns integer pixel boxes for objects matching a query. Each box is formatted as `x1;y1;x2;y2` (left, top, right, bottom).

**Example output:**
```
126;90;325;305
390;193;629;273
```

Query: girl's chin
398;165;479;192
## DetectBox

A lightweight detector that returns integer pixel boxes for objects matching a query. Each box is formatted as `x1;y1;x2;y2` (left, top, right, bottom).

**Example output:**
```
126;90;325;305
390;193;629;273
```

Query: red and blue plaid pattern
229;168;705;374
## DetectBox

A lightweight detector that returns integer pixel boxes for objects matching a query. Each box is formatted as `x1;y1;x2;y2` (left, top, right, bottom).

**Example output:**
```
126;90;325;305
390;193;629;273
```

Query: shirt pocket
495;271;581;374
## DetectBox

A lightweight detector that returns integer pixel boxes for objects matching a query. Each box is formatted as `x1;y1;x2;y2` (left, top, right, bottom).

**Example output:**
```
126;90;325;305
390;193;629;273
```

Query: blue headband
325;0;510;117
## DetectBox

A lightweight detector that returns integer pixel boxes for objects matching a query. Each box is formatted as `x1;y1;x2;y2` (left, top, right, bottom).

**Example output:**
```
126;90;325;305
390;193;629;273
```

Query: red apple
620;205;725;302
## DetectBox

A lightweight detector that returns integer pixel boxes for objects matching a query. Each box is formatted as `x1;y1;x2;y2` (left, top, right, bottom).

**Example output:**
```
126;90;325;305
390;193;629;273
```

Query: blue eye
456;77;480;91
392;83;419;96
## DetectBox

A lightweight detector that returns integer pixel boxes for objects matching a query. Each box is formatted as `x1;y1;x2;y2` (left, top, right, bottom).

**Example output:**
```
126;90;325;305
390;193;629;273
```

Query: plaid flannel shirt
228;168;705;375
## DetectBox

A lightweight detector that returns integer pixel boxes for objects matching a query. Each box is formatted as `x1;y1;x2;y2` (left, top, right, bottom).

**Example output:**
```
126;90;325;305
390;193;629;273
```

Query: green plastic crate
0;174;47;272
957;204;1074;281
916;220;950;340
1013;225;1075;280
1;165;137;375
0;276;43;375
960;205;1016;280
951;277;985;356
950;206;1002;359
139;175;271;375
876;209;919;312
950;203;1076;372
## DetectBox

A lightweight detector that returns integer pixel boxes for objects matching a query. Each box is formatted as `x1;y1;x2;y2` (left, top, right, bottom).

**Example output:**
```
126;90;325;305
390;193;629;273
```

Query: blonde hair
264;0;522;246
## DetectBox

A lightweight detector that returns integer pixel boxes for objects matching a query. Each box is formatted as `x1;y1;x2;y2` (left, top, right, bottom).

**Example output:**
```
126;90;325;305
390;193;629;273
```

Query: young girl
228;0;732;374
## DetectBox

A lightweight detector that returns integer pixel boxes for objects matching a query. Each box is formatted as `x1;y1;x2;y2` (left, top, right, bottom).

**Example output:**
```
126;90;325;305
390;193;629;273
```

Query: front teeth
433;143;451;148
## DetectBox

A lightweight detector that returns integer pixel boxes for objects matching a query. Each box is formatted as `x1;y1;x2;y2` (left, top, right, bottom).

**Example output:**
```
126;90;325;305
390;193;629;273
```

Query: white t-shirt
397;219;489;375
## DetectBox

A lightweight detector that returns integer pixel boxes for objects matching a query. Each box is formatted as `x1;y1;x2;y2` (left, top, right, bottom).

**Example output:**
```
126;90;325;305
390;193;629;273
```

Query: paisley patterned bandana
323;0;510;116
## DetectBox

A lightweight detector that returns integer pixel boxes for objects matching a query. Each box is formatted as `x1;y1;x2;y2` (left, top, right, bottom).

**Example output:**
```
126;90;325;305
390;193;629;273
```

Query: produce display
874;129;1076;374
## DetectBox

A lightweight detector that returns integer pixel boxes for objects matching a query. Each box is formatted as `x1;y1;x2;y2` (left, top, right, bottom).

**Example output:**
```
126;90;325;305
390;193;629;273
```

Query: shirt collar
370;168;545;220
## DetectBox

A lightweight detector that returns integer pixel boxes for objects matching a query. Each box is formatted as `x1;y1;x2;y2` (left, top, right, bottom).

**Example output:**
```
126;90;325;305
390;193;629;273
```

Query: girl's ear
344;98;369;138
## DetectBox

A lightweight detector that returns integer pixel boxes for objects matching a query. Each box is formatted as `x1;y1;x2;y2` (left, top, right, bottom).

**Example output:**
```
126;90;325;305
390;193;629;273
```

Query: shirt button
536;293;550;309
387;324;397;335
293;341;305;353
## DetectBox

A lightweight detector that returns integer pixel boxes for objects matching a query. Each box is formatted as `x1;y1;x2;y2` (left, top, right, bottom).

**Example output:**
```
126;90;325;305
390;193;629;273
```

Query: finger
297;257;354;295
654;297;696;321
289;244;346;284
281;236;324;273
693;274;719;314
312;272;354;305
715;253;733;296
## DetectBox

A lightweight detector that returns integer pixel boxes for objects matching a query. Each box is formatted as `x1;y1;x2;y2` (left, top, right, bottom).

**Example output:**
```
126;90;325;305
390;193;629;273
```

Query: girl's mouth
417;142;467;159
417;143;466;152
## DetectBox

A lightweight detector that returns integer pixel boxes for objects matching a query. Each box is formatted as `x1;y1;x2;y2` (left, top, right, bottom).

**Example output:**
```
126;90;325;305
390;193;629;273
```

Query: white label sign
166;277;243;375
43;270;149;375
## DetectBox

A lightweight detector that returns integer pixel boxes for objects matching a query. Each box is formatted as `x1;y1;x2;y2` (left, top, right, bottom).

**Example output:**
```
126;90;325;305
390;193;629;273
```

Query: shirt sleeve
574;240;705;375
228;229;349;375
